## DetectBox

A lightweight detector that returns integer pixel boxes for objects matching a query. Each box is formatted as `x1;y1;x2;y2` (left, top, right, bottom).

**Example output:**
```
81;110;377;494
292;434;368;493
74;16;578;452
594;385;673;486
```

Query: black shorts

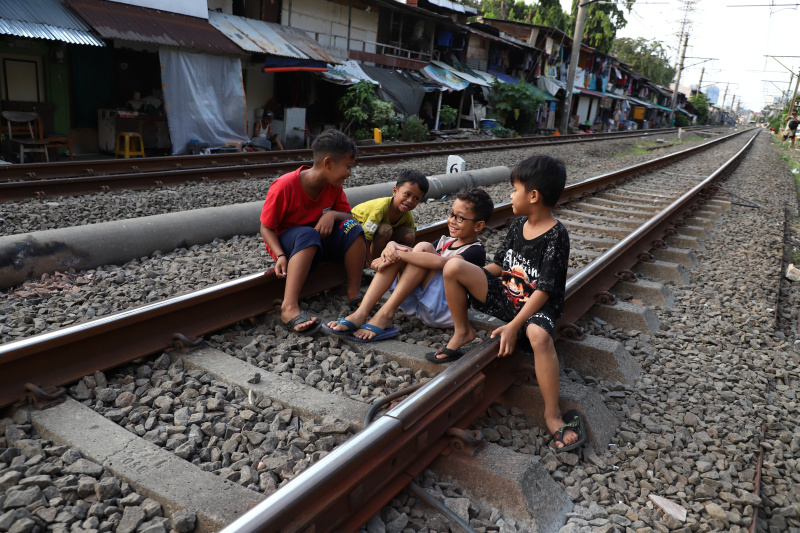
468;267;558;337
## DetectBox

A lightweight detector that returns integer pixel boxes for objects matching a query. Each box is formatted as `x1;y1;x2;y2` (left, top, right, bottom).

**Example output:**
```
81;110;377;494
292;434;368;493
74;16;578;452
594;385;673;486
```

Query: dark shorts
278;219;364;267
468;267;558;338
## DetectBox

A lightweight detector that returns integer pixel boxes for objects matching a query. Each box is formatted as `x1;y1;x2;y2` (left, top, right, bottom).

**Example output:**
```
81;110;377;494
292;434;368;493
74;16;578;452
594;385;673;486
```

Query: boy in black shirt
438;155;581;451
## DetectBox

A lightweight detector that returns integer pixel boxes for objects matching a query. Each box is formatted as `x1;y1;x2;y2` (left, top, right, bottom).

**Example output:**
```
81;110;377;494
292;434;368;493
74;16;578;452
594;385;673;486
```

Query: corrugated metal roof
66;0;243;55
207;12;341;64
0;0;104;46
208;11;305;58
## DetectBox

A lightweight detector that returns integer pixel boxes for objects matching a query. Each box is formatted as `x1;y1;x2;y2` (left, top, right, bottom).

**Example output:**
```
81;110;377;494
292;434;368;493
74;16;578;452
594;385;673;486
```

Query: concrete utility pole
721;83;728;110
558;0;589;135
788;69;800;115
697;67;704;95
669;34;689;124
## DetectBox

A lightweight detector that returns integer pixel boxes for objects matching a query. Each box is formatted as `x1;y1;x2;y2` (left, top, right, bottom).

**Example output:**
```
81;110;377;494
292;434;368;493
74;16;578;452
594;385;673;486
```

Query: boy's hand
314;211;337;239
274;256;288;278
371;257;389;271
490;324;520;357
381;242;400;264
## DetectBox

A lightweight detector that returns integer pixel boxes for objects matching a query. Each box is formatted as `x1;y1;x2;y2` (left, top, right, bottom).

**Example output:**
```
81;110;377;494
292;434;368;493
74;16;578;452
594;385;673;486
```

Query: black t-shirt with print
490;218;570;316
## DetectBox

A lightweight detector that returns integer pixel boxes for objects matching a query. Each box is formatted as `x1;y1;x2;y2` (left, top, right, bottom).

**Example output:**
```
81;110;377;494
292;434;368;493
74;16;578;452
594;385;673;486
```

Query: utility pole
558;1;589;135
697;67;705;95
721;83;728;110
788;69;800;115
669;34;689;124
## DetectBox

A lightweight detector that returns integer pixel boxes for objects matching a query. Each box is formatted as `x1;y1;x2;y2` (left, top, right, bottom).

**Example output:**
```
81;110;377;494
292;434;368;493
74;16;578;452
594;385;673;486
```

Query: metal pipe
408;482;477;533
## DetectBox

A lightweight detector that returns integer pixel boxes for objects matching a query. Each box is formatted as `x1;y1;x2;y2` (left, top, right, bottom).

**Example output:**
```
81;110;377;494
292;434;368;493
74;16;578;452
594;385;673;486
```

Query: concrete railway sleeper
0;130;773;533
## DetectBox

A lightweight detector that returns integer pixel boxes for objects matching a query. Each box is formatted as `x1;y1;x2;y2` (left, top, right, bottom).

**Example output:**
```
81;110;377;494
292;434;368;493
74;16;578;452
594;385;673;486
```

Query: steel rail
0;126;707;183
0;127;719;202
0;128;751;410
216;128;758;533
214;128;761;533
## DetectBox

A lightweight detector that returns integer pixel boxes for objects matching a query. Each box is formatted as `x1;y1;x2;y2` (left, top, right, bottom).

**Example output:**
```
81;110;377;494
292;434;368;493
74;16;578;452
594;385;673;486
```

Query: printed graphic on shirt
363;220;379;235
501;265;536;308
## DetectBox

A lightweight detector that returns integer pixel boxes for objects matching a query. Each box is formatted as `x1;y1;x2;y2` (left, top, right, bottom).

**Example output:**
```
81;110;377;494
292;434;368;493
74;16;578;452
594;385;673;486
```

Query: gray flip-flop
281;310;320;334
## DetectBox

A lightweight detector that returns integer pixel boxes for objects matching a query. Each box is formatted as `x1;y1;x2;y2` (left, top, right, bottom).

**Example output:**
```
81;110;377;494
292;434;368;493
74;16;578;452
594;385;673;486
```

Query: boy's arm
314;209;353;238
260;223;289;278
395;248;452;270
484;262;503;276
492;290;550;357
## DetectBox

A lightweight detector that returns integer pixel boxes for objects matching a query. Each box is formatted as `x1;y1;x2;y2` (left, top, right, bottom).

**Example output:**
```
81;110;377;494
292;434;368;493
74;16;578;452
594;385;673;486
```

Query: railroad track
0;128;759;533
0;126;718;201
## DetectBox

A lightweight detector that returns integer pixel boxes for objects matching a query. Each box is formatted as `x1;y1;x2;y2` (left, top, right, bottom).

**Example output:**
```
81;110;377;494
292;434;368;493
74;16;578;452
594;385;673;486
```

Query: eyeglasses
448;210;477;224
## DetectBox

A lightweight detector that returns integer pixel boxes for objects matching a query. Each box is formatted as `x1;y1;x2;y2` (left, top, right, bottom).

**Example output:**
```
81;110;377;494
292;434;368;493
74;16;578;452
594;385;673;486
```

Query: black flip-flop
551;409;586;453
348;295;364;310
280;310;320;334
425;347;465;364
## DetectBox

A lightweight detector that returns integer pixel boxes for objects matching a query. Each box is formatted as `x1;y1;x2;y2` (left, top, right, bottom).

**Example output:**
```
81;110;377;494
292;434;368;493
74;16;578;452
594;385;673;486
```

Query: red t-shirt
260;166;351;257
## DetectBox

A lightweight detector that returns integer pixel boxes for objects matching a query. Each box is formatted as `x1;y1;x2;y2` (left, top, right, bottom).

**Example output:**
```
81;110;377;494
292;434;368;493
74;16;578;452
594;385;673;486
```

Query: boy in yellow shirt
352;170;429;262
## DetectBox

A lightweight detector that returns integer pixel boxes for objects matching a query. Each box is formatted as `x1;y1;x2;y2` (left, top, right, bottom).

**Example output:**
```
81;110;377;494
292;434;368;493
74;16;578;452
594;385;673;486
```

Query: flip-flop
348;295;364;310
347;323;400;343
280;310;320;334
322;317;359;336
551;409;586;453
425;347;466;364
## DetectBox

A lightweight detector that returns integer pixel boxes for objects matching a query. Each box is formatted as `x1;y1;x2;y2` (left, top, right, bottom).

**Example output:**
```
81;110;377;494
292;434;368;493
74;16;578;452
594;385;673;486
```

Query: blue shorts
391;270;453;329
278;219;364;267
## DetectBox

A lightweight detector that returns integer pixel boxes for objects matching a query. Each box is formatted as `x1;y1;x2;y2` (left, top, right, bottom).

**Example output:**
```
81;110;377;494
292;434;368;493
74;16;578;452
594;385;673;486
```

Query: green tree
610;37;676;87
473;0;534;21
688;93;709;125
568;0;634;53
531;0;568;32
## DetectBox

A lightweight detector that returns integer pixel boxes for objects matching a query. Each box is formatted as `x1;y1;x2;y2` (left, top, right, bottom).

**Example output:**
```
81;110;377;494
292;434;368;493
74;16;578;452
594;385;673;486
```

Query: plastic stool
115;132;145;158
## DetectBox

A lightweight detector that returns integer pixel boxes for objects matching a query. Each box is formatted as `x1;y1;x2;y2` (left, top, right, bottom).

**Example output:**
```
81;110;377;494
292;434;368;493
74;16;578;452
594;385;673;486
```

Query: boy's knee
375;223;394;241
526;324;554;351
414;241;435;253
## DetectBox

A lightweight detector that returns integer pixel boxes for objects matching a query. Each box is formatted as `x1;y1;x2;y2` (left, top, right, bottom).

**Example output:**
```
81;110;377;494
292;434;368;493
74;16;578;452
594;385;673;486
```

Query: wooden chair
2;111;49;163
36;116;73;161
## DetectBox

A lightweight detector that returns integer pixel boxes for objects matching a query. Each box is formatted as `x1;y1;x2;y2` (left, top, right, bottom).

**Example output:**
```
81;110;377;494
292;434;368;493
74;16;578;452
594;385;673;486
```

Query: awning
67;0;242;54
361;65;426;116
676;107;695;117
652;103;673;112
317;60;378;85
420;64;469;91
575;87;607;99
487;70;518;84
207;11;340;69
431;60;491;87
627;97;657;109
0;0;104;46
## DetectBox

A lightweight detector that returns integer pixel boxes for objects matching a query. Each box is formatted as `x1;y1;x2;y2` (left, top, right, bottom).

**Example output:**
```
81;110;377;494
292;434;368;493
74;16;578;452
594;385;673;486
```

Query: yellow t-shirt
351;197;416;241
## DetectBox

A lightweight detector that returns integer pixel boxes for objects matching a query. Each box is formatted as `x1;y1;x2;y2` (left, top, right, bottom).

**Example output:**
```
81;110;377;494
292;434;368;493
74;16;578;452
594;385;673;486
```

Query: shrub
674;114;689;127
352;127;373;141
371;100;396;128
487;79;544;134
401;117;429;142
439;105;458;129
381;123;400;141
339;80;377;135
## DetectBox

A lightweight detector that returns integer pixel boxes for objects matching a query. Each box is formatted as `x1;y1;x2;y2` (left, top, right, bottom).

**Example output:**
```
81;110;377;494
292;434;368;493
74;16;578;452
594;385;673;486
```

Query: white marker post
447;155;467;174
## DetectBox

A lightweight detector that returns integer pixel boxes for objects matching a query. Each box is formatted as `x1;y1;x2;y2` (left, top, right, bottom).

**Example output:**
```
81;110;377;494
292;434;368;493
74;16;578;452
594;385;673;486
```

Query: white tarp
159;48;248;154
317;60;378;85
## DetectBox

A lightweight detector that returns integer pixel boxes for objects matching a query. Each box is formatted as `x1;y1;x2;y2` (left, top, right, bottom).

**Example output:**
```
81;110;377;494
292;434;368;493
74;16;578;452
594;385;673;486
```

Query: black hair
312;129;357;165
510;155;566;207
396;169;429;196
455;187;494;223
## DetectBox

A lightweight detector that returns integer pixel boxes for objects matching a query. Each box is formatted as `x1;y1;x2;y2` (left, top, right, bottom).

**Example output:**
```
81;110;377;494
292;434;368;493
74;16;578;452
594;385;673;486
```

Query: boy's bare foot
546;414;578;449
434;330;476;361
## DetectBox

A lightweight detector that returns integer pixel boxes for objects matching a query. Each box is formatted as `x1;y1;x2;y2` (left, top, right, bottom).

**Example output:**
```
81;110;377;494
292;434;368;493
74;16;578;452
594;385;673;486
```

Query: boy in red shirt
260;130;366;333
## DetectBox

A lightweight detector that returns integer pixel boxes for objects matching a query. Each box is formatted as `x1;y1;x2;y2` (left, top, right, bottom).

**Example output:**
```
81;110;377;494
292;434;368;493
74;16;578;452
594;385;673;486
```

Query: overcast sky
549;0;800;111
